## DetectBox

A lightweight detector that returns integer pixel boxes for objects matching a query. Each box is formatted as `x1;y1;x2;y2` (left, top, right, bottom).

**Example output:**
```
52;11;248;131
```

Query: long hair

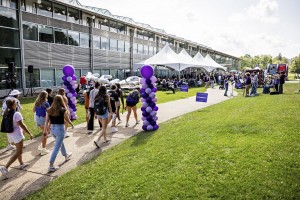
4;99;16;116
47;95;68;116
34;91;48;107
58;88;65;96
95;85;107;100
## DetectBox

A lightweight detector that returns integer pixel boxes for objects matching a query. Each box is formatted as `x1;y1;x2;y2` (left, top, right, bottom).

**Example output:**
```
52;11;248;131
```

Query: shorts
7;132;25;144
126;101;137;107
35;115;46;127
97;109;109;120
115;101;120;107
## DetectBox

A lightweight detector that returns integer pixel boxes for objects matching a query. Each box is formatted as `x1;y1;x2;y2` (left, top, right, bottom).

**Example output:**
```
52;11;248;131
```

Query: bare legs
95;117;109;145
125;106;138;126
5;140;24;169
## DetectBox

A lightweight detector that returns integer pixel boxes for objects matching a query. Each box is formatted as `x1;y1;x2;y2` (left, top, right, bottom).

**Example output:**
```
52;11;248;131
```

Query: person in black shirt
279;71;286;94
46;88;53;106
115;83;124;123
108;85;119;133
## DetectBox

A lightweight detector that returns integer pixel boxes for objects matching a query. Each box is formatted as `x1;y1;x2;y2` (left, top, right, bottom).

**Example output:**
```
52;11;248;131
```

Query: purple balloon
146;115;152;121
64;80;70;86
149;92;155;98
63;65;75;76
141;107;146;111
62;76;67;81
142;112;148;117
152;97;157;102
72;75;77;80
142;93;148;99
148;84;154;89
146;97;152;103
142;125;147;131
146;79;152;84
153;106;158;111
140;88;145;93
147;125;153;131
141;116;146;121
146;106;152;113
153;124;159;130
152;87;157;92
140;78;146;84
153;116;158;121
140;65;154;79
73;93;77;97
150;120;156;126
150;102;156;108
143;120;150;126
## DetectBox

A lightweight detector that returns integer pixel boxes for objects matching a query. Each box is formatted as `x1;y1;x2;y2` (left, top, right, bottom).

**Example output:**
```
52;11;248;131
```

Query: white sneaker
65;152;72;161
0;166;8;179
125;123;129;127
6;144;14;151
65;132;70;138
111;127;118;133
40;148;50;156
38;144;42;151
48;166;59;172
19;163;29;170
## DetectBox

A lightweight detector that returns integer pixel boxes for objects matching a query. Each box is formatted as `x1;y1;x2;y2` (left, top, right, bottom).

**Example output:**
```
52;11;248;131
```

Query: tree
290;54;300;74
260;55;272;69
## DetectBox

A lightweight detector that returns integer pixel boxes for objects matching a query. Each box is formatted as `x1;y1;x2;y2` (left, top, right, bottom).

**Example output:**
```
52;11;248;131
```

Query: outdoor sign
268;64;278;75
180;85;189;92
196;92;208;102
278;64;287;72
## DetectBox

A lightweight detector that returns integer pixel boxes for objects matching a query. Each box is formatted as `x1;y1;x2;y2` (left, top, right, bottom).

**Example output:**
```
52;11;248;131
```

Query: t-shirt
11;112;23;134
49;109;66;124
1;97;22;116
108;90;119;112
35;102;50;117
48;96;53;106
245;77;251;85
89;88;99;108
80;76;87;85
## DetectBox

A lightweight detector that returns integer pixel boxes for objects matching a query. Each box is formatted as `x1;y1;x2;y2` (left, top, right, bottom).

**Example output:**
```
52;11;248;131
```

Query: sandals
94;141;100;148
103;139;110;143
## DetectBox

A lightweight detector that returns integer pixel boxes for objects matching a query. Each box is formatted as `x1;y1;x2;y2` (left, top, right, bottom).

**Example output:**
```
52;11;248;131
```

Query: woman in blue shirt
33;91;50;156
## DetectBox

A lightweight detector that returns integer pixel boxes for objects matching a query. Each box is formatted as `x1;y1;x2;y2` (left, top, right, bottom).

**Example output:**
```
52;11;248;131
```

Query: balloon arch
62;65;77;120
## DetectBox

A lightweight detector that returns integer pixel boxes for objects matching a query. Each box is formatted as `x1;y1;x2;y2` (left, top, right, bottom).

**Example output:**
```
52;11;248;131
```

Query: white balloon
67;76;72;82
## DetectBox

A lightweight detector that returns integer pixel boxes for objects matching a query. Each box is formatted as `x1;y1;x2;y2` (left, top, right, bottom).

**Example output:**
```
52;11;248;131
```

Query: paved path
0;88;236;200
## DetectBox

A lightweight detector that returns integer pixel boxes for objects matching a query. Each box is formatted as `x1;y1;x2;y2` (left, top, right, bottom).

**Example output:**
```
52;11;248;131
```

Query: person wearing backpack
1;89;23;152
33;91;50;156
125;89;140;127
0;99;33;179
115;83;124;123
107;85;119;133
93;86;112;148
87;82;101;134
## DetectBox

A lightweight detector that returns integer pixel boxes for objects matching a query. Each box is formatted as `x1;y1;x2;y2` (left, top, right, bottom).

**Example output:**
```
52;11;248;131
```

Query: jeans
49;124;67;164
279;83;283;94
250;83;257;95
87;107;95;131
224;85;228;96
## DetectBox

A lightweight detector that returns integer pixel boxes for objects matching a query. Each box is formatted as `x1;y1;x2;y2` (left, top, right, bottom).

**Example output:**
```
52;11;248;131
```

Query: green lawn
26;83;300;199
0;87;205;149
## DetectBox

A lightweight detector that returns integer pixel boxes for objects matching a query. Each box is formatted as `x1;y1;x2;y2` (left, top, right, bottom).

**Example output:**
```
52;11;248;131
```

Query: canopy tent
193;52;216;72
178;49;211;72
133;45;198;71
205;54;227;71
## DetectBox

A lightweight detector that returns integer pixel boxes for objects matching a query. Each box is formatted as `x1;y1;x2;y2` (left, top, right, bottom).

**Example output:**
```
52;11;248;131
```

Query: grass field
0;87;205;149
26;83;300;199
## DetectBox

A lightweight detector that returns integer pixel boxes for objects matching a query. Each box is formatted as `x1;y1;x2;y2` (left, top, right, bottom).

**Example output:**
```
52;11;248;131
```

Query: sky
79;0;300;58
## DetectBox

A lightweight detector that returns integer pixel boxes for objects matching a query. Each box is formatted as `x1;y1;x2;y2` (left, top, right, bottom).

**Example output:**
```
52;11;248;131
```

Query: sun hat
9;89;22;96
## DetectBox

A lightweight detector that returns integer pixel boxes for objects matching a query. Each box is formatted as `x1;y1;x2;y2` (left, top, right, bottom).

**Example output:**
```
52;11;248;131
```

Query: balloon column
62;65;77;120
140;65;159;131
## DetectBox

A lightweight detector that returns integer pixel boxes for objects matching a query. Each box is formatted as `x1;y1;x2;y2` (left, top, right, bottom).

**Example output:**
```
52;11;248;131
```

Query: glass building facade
0;0;239;94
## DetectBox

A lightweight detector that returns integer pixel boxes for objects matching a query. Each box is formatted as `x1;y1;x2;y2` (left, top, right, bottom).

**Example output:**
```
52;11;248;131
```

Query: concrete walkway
0;88;236;200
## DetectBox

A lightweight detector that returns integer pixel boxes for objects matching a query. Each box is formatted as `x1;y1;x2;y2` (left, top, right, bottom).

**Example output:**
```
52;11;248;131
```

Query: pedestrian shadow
76;148;103;166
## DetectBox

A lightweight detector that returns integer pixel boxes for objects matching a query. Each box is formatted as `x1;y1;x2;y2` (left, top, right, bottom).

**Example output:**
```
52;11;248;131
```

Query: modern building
0;0;240;96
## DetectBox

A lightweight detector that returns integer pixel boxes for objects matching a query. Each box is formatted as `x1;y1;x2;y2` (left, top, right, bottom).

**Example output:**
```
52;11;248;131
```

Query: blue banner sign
180;85;189;92
196;92;208;102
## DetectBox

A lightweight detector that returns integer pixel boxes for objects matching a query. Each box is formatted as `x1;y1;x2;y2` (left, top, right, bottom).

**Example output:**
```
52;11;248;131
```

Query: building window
144;45;149;55
110;69;117;79
93;35;100;49
32;2;37;14
55;69;63;86
125;41;130;53
0;48;20;85
117;23;125;34
40;69;54;87
68;30;79;46
101;37;108;50
21;0;26;11
54;28;68;44
37;0;52;18
109;39;117;51
138;44;143;54
133;43;138;54
0;27;19;48
23;22;38;41
68;7;80;24
39;25;53;43
9;0;17;9
99;18;109;31
137;31;144;39
117;40;124;52
80;33;90;48
0;6;18;28
53;3;66;21
109;20;118;33
25;68;40;87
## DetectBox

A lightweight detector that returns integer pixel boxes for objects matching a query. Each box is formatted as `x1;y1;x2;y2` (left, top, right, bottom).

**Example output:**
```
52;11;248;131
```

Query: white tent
193;52;216;72
178;49;202;70
133;45;197;71
205;54;227;71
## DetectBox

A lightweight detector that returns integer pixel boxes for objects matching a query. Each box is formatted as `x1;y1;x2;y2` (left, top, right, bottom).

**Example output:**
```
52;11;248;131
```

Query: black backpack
127;91;139;104
1;109;15;133
94;95;108;115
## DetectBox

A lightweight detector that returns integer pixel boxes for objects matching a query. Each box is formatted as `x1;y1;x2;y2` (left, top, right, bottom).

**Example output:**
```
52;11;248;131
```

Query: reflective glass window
54;28;68;44
0;27;19;48
117;40;124;52
0;48;20;69
21;0;26;11
0;6;18;28
137;31;143;39
68;30;79;46
80;33;90;48
37;0;52;18
39;25;53;43
133;43;138;54
55;69;63;86
93;35;100;49
124;41;130;53
32;2;37;14
109;39;117;51
138;44;143;54
68;7;80;24
25;68;40;87
117;22;125;34
53;3;66;21
40;69;54;87
99;18;109;31
144;45;149;55
101;37;108;50
101;69;109;75
109;20;117;33
117;69;125;80
23;22;38;41
110;69;117;79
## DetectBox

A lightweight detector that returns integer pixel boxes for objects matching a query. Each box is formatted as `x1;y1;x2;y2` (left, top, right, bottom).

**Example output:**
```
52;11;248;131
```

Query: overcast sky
79;0;300;58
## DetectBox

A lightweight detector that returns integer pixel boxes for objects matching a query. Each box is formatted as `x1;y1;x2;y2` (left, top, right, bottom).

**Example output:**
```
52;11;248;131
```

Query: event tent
205;54;227;71
133;45;198;71
193;52;216;72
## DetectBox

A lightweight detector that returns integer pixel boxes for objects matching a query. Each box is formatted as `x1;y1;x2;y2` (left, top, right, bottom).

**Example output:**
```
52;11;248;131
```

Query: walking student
94;85;112;148
87;82;100;134
44;95;74;172
33;91;50;156
0;99;33;179
125;89;140;127
108;84;119;133
57;88;70;137
115;83;124;123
